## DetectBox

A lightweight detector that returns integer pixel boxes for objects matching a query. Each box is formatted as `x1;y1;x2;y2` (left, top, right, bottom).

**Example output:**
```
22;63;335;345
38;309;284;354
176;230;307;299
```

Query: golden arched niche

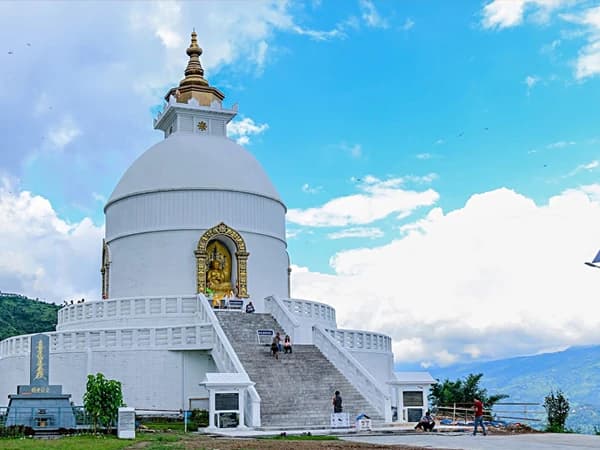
195;223;249;298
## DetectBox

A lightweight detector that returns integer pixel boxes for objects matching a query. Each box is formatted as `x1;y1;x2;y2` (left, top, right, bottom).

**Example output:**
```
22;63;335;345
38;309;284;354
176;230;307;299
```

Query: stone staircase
214;311;384;428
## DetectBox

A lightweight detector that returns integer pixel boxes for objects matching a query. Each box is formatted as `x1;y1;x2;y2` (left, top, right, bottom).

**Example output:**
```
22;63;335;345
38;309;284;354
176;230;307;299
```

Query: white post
238;388;246;428
397;387;404;422
208;390;216;429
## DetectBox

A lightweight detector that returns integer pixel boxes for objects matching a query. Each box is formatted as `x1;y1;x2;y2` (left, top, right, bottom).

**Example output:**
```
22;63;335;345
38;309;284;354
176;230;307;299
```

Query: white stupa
103;32;288;306
0;33;434;429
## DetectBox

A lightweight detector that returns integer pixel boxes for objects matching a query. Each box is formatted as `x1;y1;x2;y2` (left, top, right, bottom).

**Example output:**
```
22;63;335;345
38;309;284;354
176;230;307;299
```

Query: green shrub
0;425;34;438
544;389;570;433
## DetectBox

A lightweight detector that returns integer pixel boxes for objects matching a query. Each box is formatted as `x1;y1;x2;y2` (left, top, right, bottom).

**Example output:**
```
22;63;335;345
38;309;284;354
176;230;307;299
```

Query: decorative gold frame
195;223;249;298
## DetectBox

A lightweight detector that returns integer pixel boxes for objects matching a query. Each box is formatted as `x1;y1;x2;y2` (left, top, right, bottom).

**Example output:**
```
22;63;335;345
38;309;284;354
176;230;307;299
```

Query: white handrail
196;294;261;427
313;325;391;422
325;328;392;352
264;295;300;341
280;297;337;327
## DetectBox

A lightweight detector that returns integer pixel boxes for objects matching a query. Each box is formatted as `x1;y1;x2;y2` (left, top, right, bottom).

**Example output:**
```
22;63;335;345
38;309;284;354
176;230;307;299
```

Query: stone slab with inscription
6;334;76;430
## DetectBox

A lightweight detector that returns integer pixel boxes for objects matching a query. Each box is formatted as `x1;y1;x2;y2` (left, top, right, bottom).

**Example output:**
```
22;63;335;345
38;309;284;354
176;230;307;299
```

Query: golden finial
181;31;207;87
164;30;225;105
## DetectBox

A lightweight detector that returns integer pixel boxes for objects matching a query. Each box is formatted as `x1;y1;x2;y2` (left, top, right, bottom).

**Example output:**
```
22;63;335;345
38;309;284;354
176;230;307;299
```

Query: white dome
107;133;281;206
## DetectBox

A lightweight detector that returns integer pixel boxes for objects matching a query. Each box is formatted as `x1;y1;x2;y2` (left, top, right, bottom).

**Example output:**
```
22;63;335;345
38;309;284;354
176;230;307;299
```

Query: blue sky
3;0;600;368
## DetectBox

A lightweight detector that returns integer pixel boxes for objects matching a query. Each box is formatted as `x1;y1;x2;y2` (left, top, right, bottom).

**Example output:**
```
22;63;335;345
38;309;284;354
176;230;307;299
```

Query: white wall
0;355;27;404
105;190;285;242
348;350;394;389
0;349;216;409
105;190;288;303
108;230;288;303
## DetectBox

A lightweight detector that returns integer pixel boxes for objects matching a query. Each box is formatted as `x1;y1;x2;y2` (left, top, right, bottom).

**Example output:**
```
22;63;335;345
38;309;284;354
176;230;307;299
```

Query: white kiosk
200;373;254;429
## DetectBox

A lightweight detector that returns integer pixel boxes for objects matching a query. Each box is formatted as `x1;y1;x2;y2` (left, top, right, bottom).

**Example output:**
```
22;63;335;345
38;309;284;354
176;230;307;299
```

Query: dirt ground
158;434;451;450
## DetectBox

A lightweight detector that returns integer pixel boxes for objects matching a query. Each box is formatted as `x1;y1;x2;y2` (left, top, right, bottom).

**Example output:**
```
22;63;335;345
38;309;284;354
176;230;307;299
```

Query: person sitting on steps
414;411;435;432
283;335;292;354
270;336;279;360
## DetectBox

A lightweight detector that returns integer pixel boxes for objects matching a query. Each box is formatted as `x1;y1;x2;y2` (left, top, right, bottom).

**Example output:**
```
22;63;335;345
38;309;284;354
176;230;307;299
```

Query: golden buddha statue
206;240;233;304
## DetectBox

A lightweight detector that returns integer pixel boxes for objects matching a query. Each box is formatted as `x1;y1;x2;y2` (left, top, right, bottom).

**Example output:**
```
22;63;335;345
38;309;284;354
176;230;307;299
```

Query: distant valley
419;345;600;433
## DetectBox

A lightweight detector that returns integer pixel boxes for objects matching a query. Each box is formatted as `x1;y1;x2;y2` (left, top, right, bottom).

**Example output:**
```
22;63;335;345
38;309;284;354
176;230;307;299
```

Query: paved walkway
342;432;600;449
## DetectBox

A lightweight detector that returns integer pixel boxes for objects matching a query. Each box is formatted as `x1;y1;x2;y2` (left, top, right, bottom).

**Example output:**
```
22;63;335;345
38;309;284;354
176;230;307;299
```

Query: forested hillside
0;293;60;341
430;345;600;433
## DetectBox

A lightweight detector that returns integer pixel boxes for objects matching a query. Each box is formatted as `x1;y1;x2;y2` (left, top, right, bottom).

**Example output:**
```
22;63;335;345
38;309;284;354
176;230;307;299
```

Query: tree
429;373;508;414
83;373;124;432
544;389;570;433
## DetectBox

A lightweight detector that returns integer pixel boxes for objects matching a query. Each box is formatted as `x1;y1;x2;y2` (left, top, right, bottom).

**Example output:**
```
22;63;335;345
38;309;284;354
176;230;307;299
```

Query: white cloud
416;153;432;160
482;2;600;80
328;227;384;240
576;40;600;79
401;18;415;31
435;139;445;145
482;0;528;29
405;173;438;184
92;192;106;203
227;117;269;145
547;140;576;148
337;142;363;159
525;74;540;90
482;0;572;29
562;6;600;79
566;160;599;176
292;25;345;41
0;179;103;303
302;183;322;194
287;175;439;227
360;0;389;29
291;186;600;366
47;117;81;150
541;38;562;54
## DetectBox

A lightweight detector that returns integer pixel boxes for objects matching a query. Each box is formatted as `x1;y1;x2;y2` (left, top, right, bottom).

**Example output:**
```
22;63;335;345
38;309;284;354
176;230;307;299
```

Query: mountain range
425;345;600;433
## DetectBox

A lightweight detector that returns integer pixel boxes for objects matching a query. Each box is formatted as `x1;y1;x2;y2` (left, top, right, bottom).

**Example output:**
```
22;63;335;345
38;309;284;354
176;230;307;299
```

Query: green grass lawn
0;432;185;449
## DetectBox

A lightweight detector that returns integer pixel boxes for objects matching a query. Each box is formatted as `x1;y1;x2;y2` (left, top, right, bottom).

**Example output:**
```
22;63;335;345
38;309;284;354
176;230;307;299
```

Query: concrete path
342;432;600;449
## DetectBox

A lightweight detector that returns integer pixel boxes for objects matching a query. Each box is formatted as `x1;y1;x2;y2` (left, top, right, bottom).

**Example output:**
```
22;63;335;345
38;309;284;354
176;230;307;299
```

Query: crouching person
414;411;435;432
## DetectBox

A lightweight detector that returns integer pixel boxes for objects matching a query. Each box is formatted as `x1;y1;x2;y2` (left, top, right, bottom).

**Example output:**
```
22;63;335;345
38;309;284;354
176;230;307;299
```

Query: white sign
330;412;350;428
356;418;372;431
118;407;136;439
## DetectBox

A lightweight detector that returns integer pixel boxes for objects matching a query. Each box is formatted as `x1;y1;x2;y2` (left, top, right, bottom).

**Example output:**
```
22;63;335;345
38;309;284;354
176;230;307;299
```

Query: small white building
0;32;434;427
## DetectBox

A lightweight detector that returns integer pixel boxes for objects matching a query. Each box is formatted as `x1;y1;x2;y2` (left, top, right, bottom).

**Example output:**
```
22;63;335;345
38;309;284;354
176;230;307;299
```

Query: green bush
190;409;208;427
544;389;570;433
0;425;34;438
429;373;508;413
83;373;124;432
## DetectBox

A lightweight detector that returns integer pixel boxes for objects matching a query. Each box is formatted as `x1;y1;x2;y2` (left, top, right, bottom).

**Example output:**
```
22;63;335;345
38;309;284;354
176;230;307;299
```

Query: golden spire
165;31;225;106
181;31;208;87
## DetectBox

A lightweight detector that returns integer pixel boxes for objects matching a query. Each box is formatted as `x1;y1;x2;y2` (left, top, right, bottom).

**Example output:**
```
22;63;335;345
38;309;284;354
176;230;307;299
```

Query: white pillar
238;387;246;428
208;390;216;428
397;387;404;422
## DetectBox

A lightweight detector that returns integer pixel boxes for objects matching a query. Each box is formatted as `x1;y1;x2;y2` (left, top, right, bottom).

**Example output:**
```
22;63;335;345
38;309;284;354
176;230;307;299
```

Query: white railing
325;328;392;353
196;294;261;427
313;325;392;422
0;324;214;359
280;297;336;327
264;295;300;341
57;295;200;329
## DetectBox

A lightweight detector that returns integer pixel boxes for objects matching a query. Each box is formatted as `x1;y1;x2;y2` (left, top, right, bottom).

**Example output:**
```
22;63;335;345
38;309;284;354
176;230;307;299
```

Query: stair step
213;311;384;427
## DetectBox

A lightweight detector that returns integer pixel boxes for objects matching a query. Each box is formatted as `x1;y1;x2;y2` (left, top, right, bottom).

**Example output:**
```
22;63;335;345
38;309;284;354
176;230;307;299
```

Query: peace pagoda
0;32;434;429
